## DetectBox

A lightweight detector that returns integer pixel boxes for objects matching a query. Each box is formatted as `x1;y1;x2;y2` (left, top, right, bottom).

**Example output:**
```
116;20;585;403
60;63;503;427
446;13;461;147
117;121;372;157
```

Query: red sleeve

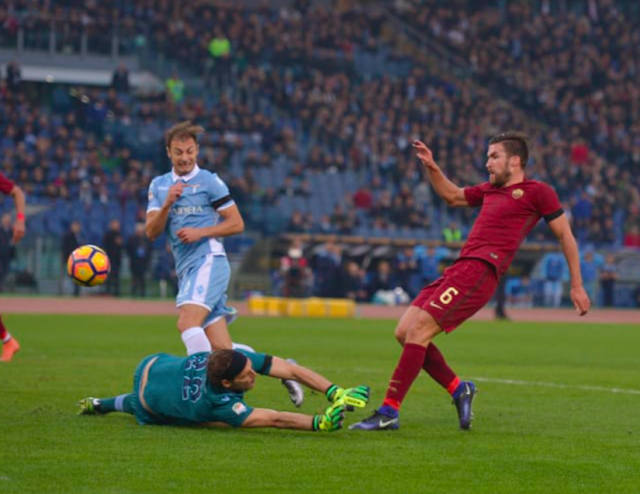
463;182;490;207
534;182;563;220
0;172;15;196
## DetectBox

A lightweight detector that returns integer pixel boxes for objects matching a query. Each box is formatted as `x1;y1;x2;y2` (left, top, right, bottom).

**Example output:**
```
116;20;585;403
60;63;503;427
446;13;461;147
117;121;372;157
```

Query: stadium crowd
394;0;640;182
1;0;639;305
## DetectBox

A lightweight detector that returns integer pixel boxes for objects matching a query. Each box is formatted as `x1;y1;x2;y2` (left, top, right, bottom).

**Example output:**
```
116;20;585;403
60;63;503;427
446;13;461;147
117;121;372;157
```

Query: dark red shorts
412;258;498;333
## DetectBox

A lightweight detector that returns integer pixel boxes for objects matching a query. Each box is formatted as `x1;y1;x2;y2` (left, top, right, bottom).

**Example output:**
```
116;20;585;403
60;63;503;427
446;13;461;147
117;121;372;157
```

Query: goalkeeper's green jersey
131;351;272;427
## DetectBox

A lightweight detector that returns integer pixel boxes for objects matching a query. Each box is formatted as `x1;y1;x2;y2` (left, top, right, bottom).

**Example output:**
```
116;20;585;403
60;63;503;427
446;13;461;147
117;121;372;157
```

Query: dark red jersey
461;179;563;276
0;172;15;195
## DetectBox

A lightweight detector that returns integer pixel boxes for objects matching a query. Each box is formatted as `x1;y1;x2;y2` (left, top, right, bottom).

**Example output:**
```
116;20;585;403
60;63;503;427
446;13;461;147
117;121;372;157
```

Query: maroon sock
382;343;427;410
0;315;7;340
422;343;459;394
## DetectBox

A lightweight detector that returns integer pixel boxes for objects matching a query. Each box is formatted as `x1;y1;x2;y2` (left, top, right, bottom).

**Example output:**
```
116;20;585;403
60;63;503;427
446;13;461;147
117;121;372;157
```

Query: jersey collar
171;164;201;183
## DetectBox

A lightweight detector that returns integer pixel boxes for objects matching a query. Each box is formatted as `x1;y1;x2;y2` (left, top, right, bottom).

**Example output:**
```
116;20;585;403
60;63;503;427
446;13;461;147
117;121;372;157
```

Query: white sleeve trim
216;200;236;211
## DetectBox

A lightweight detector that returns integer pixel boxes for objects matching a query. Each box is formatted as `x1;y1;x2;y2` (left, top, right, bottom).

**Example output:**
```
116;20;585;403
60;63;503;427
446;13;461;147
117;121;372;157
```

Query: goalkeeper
79;349;370;432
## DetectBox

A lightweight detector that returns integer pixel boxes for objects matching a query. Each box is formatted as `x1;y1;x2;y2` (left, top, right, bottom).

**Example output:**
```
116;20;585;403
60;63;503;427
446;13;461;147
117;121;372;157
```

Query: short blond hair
165;121;205;148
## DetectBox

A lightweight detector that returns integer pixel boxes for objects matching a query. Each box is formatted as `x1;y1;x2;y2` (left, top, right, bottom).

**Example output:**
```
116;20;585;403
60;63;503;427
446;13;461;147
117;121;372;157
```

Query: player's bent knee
177;305;209;332
177;314;203;333
405;310;441;345
395;305;422;347
176;318;190;333
394;326;407;346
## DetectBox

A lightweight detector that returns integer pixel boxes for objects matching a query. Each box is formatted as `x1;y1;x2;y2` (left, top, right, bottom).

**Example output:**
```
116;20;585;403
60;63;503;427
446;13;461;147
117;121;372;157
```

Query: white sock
2;333;11;344
181;327;212;355
114;394;128;412
232;342;256;353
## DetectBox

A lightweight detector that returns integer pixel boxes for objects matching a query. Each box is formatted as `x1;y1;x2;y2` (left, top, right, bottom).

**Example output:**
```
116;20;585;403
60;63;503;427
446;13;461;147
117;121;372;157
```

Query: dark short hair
165;121;204;148
489;131;529;168
206;350;247;388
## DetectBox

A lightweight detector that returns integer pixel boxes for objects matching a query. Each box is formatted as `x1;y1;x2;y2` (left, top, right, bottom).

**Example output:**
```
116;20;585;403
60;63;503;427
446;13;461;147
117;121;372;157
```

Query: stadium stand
0;0;638;305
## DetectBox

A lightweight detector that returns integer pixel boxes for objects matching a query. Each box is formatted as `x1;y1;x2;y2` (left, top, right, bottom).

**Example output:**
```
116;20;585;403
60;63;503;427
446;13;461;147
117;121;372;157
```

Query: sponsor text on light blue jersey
147;164;234;275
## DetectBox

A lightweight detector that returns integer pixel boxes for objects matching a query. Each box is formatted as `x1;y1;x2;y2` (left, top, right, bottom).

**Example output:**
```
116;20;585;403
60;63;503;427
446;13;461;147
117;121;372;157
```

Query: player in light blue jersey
146;121;304;407
146;121;243;355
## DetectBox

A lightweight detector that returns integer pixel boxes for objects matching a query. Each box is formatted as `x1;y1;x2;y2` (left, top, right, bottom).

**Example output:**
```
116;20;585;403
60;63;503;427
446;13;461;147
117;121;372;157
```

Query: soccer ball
67;245;111;287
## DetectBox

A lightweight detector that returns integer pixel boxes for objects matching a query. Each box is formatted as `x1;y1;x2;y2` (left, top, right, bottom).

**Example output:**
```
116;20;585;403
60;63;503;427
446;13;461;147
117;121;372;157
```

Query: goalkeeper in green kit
79;349;370;432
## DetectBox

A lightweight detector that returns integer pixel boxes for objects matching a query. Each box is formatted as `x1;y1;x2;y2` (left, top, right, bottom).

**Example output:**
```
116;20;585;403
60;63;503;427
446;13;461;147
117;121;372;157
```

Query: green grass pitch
1;313;639;494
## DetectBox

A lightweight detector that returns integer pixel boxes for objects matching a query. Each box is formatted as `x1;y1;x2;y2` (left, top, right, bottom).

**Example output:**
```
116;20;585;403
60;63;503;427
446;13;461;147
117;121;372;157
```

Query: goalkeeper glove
312;403;346;432
325;384;371;410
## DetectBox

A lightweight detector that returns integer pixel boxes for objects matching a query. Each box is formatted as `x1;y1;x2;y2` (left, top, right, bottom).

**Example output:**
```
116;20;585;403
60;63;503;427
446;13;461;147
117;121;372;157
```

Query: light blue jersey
147;164;234;276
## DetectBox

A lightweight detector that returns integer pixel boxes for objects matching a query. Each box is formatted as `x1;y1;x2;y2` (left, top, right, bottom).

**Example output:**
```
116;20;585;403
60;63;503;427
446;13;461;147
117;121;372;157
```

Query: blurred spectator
353;186;373;211
571;192;594;232
367;260;396;300
342;261;368;302
599;255;618;308
634;285;640;309
543;255;564;307
508;276;533;308
416;246;441;285
495;276;509;320
278;177;301;197
110;63;130;93
280;239;312;298
165;71;185;105
127;223;153;298
5;60;21;93
294;0;311;15
316;215;335;234
287;211;306;233
395;246;421;297
61;221;83;297
623;225;640;248
207;27;232;89
154;242;178;298
570;139;590;166
311;241;342;297
103;219;123;296
330;205;348;231
442;221;462;243
298;179;313;198
580;250;601;305
0;213;15;291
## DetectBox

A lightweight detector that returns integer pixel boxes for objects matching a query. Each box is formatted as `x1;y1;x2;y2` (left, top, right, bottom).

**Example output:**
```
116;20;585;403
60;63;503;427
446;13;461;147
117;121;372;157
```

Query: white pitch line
469;377;640;396
346;368;640;396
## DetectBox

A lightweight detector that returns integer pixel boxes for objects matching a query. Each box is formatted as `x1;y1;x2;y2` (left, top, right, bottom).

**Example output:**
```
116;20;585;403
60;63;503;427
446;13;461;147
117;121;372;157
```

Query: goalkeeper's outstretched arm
267;357;333;393
267;357;370;409
239;405;345;432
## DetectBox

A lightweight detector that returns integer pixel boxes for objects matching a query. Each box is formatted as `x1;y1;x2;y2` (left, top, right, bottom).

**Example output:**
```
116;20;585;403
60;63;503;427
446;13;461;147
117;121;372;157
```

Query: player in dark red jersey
0;171;26;362
351;131;590;431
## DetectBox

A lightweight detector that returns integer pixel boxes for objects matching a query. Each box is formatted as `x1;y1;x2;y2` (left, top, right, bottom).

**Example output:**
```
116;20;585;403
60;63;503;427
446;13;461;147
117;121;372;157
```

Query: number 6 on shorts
439;287;460;305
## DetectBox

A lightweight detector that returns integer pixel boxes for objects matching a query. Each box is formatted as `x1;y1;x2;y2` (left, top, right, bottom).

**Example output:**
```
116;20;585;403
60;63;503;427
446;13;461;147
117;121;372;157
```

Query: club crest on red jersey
512;189;524;199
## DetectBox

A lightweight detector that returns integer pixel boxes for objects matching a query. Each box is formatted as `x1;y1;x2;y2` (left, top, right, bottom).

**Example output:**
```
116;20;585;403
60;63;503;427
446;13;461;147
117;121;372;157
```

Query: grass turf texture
1;314;639;494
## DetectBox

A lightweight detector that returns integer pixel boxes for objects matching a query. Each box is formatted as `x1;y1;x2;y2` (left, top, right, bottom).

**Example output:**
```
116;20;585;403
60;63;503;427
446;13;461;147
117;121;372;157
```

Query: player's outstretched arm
239;403;346;432
267;358;370;409
548;214;590;315
9;184;25;243
267;357;333;393
412;140;469;207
